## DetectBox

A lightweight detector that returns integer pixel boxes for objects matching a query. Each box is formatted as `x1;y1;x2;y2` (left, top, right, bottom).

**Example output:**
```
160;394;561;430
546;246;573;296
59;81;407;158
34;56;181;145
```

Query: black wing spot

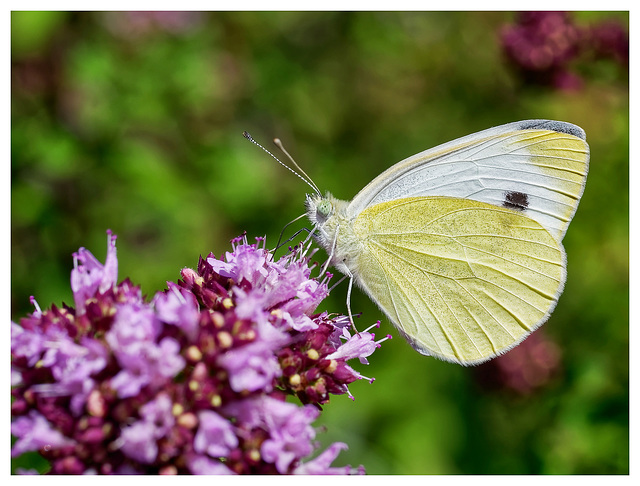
503;191;529;211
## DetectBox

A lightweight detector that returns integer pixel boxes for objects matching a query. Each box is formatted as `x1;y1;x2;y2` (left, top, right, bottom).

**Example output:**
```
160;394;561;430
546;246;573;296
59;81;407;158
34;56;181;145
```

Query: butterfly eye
317;200;333;218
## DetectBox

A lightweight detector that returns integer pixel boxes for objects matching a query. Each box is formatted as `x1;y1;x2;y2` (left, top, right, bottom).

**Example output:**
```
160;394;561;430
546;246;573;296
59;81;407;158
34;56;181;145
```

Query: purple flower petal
327;331;377;362
140;393;175;437
283;312;317;332
70;230;118;314
31;334;107;415
43;335;107;384
221;396;263;429
232;287;270;325
11;411;75;457
153;282;200;340
187;454;235;475
218;341;282;393
155;337;186;377
109;337;185;398
11;321;44;366
194;410;238;457
119;421;158;464
106;302;161;351
293;442;352;475
260;398;318;473
109;369;150;399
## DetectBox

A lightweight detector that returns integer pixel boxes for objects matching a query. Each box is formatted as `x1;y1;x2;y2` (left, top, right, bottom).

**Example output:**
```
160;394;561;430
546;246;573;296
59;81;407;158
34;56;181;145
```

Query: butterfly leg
320;222;341;277
345;274;360;334
272;213;311;254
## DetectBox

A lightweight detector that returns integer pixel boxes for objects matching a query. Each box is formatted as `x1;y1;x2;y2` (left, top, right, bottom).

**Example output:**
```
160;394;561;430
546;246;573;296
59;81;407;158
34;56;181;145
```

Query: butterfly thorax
305;193;363;276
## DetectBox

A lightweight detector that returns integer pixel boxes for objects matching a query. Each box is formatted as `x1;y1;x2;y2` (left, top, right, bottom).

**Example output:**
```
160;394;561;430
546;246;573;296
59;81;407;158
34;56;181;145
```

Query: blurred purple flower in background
500;11;628;91
11;232;388;474
473;331;563;395
101;11;204;39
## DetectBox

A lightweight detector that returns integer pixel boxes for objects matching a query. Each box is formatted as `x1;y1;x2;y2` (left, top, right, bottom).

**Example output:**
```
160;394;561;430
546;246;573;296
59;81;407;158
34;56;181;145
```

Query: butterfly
303;120;589;365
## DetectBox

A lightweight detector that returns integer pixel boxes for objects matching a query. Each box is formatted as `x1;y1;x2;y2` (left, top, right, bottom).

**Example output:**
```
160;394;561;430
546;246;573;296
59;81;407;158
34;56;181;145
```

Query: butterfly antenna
243;131;321;196
273;138;322;196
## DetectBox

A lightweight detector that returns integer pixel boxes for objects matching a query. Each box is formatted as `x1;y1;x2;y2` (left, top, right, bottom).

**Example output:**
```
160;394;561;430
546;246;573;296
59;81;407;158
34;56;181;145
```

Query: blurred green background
11;11;628;474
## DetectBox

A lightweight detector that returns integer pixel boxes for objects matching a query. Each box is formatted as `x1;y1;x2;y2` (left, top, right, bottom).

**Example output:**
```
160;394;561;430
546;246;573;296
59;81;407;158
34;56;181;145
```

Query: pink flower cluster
11;231;387;474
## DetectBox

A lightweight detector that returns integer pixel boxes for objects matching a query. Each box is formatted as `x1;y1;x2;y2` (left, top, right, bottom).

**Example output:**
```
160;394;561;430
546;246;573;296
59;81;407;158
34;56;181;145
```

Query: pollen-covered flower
11;231;384;474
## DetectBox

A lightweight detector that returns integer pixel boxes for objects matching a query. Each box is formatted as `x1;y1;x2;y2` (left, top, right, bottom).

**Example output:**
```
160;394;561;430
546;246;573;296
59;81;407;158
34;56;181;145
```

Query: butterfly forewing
352;196;566;364
347;120;589;243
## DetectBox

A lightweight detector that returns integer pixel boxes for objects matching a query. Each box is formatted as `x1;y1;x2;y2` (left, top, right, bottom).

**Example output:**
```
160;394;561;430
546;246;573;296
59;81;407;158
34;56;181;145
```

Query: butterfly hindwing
351;196;566;364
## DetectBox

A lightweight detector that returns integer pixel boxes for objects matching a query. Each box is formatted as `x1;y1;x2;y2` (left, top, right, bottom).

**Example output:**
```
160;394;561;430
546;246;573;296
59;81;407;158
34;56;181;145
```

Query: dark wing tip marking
503;191;529;211
515;119;586;141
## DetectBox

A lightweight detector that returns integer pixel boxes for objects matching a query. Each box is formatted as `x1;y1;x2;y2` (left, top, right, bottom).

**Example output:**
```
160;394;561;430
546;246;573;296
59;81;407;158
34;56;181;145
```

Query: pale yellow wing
352;196;566;365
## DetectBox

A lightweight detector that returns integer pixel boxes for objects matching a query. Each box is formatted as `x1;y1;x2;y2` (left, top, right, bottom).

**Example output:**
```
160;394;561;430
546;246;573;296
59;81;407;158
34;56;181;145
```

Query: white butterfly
303;120;589;365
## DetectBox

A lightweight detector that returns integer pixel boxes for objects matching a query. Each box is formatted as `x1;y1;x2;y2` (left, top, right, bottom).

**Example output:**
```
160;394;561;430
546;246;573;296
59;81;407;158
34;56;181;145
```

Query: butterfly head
304;192;356;274
305;193;335;226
